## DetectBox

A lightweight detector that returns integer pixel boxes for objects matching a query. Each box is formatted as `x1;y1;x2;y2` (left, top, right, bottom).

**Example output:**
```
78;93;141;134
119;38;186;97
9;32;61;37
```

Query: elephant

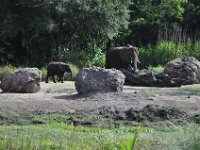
45;62;72;83
105;44;140;71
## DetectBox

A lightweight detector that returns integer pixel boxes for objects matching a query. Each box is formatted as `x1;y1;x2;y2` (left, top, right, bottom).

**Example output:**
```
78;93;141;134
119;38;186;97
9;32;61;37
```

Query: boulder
1;68;41;93
164;57;200;84
121;69;187;87
75;67;125;94
121;69;157;86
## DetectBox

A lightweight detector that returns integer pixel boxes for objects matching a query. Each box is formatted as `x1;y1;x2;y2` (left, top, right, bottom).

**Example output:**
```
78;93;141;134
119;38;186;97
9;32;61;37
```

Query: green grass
147;123;200;150
0;122;200;150
147;65;164;74
0;110;200;150
144;87;157;97
0;123;140;150
40;67;47;82
0;65;17;80
178;87;200;94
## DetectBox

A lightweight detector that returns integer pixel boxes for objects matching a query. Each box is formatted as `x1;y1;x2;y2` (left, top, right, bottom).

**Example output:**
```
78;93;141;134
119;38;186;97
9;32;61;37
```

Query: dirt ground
0;82;200;117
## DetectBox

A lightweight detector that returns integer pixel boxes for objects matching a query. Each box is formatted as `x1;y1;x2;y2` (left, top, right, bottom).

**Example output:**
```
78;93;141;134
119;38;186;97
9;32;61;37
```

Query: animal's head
65;65;72;79
120;46;139;64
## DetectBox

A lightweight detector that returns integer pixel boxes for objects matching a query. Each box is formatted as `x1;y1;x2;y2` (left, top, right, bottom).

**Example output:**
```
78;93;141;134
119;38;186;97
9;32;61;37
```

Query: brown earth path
0;82;200;115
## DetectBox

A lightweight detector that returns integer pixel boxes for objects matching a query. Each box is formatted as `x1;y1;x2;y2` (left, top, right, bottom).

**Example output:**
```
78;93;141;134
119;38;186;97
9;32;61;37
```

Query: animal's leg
61;74;64;83
45;76;49;83
45;73;49;83
52;75;56;83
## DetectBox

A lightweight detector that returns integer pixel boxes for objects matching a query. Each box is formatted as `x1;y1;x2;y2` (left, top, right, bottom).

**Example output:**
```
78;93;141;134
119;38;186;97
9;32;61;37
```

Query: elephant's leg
58;76;61;82
45;73;49;83
58;76;64;83
60;73;64;83
45;76;49;83
52;75;56;83
133;59;138;72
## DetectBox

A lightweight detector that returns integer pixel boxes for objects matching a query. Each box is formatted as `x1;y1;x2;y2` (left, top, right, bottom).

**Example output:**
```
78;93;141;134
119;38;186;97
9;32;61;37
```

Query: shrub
0;65;17;80
154;41;182;65
147;65;164;74
40;67;47;82
190;40;200;60
139;46;154;68
64;64;79;81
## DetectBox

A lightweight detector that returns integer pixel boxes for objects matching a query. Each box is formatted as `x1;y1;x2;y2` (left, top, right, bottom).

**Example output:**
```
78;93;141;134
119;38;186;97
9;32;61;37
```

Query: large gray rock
75;67;125;94
164;57;200;84
1;68;41;93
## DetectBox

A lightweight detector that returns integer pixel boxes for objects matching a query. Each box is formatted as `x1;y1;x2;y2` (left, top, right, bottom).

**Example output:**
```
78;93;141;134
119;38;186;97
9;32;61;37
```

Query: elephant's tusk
130;56;133;64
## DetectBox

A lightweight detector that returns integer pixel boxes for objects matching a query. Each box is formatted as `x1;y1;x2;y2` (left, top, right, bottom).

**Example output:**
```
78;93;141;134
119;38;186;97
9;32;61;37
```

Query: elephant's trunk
65;67;73;80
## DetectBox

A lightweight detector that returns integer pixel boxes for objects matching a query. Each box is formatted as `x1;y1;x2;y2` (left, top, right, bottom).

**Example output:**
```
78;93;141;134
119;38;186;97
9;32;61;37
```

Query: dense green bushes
139;40;200;68
0;0;131;68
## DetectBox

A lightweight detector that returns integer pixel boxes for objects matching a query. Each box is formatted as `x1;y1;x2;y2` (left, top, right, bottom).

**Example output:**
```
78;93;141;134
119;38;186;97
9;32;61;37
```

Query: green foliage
40;67;47;82
0;123;140;150
0;0;131;67
118;132;139;150
0;65;17;80
64;64;79;81
144;88;157;97
71;42;106;68
154;41;183;65
139;40;200;68
122;0;188;45
185;39;200;59
147;65;164;74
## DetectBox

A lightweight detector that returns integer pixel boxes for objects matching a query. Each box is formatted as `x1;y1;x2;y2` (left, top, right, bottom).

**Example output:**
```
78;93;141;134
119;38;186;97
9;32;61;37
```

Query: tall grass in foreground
0;120;200;150
0;123;140;150
143;123;200;150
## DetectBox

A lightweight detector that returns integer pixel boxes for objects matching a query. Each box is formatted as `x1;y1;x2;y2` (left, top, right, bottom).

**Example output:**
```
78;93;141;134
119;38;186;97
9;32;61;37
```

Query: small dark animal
105;44;140;71
45;62;72;83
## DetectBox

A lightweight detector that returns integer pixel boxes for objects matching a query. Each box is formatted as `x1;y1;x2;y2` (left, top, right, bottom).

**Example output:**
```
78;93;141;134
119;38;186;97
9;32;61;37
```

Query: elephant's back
47;62;65;74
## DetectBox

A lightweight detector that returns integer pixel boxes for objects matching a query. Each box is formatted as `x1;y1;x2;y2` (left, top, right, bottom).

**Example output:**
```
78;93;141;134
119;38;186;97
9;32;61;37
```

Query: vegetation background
1;1;200;149
0;0;200;69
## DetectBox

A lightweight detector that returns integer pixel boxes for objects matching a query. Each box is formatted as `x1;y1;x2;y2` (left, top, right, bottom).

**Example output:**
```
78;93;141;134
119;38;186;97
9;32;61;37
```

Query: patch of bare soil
0;82;200;123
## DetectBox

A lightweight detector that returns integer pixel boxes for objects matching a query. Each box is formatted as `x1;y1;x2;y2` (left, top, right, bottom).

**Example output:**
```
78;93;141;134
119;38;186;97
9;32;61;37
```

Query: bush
0;65;17;80
147;65;164;74
139;46;154;68
40;67;47;82
189;40;200;60
154;41;183;65
139;41;186;68
64;64;79;81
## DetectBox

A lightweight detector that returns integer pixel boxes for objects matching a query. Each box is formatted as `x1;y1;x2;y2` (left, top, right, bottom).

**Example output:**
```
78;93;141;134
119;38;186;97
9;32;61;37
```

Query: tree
0;0;131;67
119;0;188;45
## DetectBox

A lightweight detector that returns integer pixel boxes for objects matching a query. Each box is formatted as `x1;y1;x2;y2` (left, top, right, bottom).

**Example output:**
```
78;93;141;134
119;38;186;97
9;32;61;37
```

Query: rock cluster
122;57;200;87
